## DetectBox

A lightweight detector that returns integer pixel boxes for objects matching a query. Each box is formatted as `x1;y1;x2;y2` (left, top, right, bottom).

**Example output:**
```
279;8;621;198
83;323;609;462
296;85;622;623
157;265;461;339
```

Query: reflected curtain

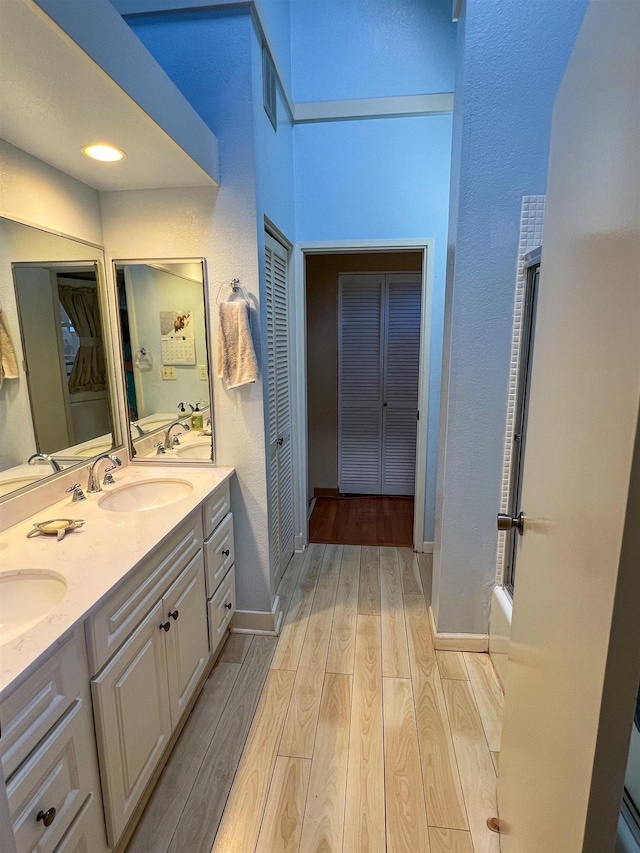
57;285;106;393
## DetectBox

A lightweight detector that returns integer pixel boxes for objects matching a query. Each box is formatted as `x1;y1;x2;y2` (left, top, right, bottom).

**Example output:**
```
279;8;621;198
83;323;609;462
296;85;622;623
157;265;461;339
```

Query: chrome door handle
497;512;525;535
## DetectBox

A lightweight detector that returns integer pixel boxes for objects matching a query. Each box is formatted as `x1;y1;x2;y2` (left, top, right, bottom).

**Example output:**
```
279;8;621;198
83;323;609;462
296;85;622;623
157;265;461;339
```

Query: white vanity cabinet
0;628;108;853
87;510;211;848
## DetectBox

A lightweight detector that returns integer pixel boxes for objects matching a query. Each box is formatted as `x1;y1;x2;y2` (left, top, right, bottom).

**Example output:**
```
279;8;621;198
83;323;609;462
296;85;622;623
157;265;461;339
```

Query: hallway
128;545;503;853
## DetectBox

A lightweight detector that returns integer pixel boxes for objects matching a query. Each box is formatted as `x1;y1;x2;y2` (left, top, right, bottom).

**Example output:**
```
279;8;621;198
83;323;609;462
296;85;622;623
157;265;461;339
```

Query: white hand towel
0;309;19;389
217;301;258;389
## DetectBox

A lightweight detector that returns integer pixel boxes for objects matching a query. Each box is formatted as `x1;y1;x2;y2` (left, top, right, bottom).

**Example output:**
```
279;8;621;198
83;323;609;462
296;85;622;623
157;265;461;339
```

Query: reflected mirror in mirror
0;217;120;499
115;260;213;462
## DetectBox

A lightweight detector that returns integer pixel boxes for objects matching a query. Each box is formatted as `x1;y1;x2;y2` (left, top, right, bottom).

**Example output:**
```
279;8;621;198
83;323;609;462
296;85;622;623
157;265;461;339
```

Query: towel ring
216;278;250;306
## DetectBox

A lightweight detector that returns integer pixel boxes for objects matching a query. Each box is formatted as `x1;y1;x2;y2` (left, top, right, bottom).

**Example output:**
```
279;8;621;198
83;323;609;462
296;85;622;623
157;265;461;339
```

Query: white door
163;552;209;727
265;231;294;584
338;273;421;496
497;4;640;851
91;601;172;847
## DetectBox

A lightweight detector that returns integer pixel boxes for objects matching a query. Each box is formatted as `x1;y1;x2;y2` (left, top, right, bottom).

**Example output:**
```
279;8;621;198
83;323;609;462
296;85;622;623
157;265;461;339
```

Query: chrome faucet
164;421;190;450
28;453;61;473
86;454;122;494
130;421;144;437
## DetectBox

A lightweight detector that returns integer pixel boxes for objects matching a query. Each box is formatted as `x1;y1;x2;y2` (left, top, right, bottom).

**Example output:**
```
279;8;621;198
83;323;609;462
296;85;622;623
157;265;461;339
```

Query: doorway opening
302;248;430;549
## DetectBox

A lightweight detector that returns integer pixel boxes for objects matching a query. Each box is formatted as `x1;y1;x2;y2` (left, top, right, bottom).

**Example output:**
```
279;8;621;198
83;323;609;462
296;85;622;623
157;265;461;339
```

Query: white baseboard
421;541;434;554
428;605;489;652
230;594;281;636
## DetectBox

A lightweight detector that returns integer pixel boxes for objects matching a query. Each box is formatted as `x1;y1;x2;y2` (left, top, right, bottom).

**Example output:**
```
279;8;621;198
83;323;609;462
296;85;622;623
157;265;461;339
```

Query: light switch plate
198;364;208;380
162;366;177;380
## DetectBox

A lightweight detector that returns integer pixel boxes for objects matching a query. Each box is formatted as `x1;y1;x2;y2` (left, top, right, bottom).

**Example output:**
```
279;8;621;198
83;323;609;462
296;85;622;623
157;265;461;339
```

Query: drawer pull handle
222;549;230;557
37;808;56;827
160;621;171;632
168;610;179;620
224;602;232;610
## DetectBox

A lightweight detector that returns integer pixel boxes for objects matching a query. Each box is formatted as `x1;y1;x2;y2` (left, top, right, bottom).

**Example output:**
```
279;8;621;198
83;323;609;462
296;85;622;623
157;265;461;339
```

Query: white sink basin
98;479;193;513
0;571;67;645
73;442;113;458
0;476;43;498
174;441;212;460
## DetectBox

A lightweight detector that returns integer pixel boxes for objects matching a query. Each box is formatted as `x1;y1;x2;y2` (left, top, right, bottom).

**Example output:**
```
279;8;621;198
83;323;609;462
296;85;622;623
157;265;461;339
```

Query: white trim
293;238;434;551
230;594;281;635
294;94;454;124
428;606;489;652
421;541;434;554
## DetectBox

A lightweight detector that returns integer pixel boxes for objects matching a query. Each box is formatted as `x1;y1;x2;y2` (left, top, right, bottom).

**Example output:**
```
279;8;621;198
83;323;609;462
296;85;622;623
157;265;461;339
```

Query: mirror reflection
0;217;119;498
115;261;213;462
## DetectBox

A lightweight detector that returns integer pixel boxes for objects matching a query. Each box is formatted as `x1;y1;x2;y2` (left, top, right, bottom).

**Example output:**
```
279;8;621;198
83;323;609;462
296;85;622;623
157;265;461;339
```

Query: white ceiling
0;0;217;192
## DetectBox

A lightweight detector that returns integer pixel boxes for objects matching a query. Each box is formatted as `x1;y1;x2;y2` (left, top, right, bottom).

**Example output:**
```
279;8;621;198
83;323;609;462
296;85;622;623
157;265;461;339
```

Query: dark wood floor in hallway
308;495;414;547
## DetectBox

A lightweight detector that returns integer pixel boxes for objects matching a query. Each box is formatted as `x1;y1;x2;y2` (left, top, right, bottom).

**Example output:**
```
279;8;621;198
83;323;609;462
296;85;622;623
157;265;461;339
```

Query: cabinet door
91;601;171;848
52;794;106;853
163;553;210;728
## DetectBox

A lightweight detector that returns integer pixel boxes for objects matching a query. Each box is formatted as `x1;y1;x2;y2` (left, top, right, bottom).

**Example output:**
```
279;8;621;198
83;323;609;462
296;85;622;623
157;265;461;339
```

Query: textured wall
434;0;589;635
114;11;274;612
289;0;455;102
294;114;453;541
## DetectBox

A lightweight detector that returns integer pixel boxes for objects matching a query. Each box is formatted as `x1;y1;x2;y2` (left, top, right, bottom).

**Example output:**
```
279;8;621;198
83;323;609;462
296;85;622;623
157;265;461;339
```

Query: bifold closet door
338;273;421;496
382;274;421;495
265;231;294;584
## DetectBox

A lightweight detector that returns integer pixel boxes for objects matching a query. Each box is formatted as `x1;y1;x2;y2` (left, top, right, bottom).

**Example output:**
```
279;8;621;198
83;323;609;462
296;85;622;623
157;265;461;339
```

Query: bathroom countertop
0;464;234;701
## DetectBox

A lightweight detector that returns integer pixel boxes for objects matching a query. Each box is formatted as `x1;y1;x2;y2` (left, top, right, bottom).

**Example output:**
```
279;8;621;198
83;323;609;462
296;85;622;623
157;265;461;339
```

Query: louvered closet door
265;232;294;584
338;273;421;497
382;275;421;495
338;275;385;494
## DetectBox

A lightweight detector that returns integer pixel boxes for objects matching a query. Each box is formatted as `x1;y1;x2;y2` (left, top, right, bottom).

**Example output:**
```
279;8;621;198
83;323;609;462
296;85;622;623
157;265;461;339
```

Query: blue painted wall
433;0;590;634
294;114;453;540
291;0;456;542
290;0;455;102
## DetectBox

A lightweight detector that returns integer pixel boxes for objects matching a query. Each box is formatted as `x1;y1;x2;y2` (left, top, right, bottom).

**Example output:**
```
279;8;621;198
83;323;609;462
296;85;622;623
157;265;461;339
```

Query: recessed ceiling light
82;143;126;162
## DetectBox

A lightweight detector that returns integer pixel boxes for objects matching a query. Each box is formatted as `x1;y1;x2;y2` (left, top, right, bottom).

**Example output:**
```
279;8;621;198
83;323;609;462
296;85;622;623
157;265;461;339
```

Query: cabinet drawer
7;700;96;853
1;629;84;781
86;513;203;675
204;512;234;597
52;793;107;853
207;566;236;653
202;481;231;539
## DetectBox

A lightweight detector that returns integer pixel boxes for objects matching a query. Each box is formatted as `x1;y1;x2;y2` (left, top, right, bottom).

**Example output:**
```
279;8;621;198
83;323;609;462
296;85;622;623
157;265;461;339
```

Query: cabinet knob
222;549;230;557
168;610;179;620
37;808;56;827
159;621;171;632
224;602;232;610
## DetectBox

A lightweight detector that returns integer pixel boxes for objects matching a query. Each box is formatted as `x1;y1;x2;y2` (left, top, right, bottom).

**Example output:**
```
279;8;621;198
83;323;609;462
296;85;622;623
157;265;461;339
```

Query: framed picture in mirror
113;259;214;463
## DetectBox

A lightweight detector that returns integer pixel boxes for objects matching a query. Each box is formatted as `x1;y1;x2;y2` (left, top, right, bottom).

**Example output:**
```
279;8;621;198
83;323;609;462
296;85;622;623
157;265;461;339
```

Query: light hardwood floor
126;546;503;853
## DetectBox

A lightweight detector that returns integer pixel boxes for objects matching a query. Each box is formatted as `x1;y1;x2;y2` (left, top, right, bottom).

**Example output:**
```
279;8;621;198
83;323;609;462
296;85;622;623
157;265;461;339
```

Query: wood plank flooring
309;496;414;547
127;546;503;853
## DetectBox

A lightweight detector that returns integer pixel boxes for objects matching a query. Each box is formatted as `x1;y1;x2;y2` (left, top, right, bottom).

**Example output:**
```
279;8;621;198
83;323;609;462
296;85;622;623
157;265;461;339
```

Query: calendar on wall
160;311;196;365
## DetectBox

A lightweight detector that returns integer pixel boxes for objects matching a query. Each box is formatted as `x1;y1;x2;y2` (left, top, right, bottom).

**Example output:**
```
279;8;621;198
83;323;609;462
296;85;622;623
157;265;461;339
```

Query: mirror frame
0;217;124;503
112;258;215;465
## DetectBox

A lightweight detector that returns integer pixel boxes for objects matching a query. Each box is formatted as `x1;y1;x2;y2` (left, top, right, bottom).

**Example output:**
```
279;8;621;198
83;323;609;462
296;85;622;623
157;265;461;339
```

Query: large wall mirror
0;217;121;498
115;260;214;463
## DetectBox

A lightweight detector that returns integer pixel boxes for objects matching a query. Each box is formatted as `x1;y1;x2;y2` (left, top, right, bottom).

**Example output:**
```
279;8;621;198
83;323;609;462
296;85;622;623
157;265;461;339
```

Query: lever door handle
497;512;525;535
